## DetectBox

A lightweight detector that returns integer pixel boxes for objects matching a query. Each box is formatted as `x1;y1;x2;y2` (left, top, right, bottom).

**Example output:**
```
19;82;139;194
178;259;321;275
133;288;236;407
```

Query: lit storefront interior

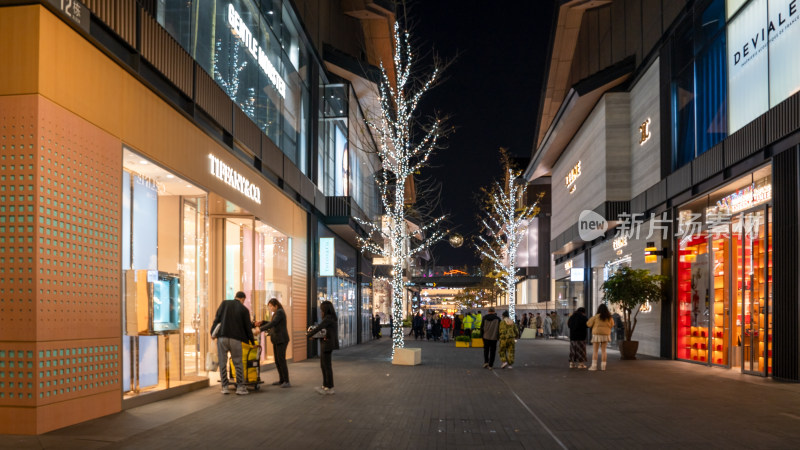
121;148;296;397
676;166;772;375
555;258;585;314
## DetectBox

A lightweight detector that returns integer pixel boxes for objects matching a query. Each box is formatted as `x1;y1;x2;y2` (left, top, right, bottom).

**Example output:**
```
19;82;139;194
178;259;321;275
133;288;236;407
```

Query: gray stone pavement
3;332;800;449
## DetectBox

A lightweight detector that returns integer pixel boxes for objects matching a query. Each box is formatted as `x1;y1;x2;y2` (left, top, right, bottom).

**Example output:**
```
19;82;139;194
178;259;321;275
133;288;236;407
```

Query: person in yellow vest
473;310;483;335
462;311;474;336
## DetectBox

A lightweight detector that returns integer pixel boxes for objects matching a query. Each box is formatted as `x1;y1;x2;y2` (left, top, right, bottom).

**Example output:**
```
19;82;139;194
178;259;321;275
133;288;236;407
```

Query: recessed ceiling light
139;160;149;165
166;174;175;179
186;184;193;188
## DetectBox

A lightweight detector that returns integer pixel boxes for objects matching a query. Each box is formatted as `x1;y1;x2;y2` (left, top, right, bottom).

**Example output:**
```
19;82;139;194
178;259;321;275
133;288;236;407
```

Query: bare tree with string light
356;21;449;358
475;149;542;322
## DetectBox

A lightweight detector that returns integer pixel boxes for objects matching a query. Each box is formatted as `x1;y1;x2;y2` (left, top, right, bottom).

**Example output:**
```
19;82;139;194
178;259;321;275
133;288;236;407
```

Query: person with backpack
480;308;500;369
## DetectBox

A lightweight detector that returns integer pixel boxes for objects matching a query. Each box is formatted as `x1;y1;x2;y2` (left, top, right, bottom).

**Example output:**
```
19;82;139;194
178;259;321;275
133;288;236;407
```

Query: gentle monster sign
227;3;287;99
208;154;262;204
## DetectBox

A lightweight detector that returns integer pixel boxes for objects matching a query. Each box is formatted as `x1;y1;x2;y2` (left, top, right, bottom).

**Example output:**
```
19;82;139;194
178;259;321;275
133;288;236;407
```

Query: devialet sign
209;153;262;204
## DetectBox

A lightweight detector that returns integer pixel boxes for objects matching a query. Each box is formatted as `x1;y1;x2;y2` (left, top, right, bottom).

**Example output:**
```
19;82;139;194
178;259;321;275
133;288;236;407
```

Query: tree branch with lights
475;149;542;321
356;22;449;357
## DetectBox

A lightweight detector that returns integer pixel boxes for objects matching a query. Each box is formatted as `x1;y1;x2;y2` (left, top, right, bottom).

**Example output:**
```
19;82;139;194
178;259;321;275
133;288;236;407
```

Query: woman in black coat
307;300;339;395
256;298;291;387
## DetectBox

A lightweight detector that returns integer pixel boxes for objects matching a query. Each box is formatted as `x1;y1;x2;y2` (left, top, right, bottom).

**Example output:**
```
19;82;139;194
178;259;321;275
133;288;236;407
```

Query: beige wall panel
605;92;631;201
0;6;39;95
630;59;661;198
551;99;608;238
38;7;125;137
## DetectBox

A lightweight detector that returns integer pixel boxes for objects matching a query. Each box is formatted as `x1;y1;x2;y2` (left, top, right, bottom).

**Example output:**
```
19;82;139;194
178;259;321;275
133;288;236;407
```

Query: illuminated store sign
564;260;573;273
319;238;335;277
612;236;628;255
638;118;652;145
208;154;262;204
227;3;287;99
715;179;772;214
728;0;800;132
565;161;581;194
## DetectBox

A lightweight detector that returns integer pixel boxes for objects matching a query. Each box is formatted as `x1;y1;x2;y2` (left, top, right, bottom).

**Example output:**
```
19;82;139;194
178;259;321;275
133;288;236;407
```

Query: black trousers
320;350;334;388
273;341;289;383
483;339;498;367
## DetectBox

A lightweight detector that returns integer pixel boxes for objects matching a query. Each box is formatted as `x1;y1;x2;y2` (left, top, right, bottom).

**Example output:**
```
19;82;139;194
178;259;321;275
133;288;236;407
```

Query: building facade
527;0;799;379
0;0;393;434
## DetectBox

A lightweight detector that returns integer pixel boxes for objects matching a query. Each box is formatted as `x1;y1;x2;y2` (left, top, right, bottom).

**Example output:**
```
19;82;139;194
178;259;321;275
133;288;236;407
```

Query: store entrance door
737;208;771;375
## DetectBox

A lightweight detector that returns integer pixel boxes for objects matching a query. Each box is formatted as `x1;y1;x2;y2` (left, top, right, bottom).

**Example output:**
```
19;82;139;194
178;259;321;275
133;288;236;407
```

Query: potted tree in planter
471;330;484;348
601;266;667;359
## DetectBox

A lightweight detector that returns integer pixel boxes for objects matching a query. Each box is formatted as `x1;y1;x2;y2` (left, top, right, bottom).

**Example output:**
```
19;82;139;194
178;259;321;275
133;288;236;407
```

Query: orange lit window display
677;233;710;362
676;167;772;374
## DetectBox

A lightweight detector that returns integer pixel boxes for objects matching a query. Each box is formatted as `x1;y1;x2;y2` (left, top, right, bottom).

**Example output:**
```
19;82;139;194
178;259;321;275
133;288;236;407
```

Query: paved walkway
3;333;800;449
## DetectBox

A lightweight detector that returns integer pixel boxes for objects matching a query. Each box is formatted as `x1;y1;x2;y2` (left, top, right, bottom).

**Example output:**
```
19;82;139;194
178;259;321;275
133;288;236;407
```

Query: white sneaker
507;365;513;369
501;362;508;369
569;362;576;369
235;387;249;395
325;388;335;395
221;387;230;394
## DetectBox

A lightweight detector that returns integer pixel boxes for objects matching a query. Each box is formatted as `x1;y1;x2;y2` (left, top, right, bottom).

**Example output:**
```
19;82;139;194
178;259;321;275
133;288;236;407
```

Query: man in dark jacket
480;307;501;369
567;307;589;369
211;291;254;395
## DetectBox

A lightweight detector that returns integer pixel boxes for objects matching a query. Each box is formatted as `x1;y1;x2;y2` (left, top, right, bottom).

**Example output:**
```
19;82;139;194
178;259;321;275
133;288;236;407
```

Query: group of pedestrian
567;304;616;371
211;291;340;396
409;311;456;342
517;311;568;338
478;307;519;370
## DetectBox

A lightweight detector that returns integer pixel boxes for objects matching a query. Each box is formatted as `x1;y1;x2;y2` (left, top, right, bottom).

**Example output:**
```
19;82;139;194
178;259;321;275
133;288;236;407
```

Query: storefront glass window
317;226;359;348
676;166;772;374
253;221;292;364
671;0;728;170
121;148;208;395
155;0;312;175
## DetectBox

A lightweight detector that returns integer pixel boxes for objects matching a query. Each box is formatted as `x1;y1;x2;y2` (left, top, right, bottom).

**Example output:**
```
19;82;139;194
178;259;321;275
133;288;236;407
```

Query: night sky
404;1;556;267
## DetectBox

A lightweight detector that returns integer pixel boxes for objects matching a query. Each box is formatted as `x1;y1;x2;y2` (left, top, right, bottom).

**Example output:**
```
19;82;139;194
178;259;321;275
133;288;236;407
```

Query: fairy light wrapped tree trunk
476;157;541;322
356;23;447;358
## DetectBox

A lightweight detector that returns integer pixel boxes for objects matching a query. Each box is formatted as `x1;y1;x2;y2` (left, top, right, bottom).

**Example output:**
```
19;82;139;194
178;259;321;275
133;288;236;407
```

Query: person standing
535;313;543;337
550;311;560;339
567;307;588;369
561;312;570;337
521;313;529;337
256;298;291;388
210;291;255;395
612;311;624;344
372;314;381;339
543;313;552;339
473;311;483;335
307;300;339;394
441;315;452;343
412;312;424;340
462;311;474;337
587;304;615;371
499;310;518;369
480;307;500;369
453;314;462;337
